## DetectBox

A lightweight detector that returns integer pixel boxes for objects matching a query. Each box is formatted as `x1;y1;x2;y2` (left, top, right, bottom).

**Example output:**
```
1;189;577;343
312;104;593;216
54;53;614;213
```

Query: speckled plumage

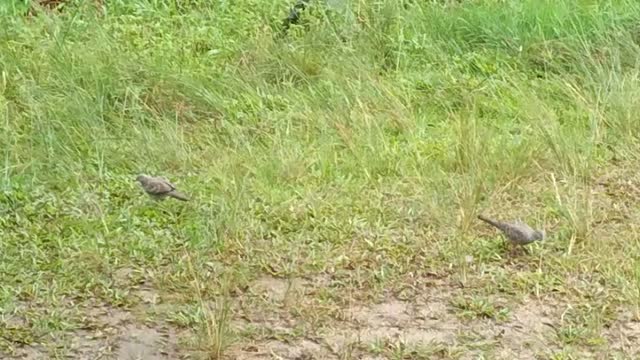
136;175;189;201
478;214;544;245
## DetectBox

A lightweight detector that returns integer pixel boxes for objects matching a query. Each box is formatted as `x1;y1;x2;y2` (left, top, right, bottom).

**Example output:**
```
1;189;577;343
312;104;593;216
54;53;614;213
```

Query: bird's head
135;174;148;183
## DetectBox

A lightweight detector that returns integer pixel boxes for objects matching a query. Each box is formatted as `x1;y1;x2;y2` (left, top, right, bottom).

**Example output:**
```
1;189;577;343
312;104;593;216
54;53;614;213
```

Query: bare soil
5;274;640;359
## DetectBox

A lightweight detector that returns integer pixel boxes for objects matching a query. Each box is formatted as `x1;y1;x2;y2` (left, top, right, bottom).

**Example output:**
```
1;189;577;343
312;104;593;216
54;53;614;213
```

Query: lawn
1;0;640;358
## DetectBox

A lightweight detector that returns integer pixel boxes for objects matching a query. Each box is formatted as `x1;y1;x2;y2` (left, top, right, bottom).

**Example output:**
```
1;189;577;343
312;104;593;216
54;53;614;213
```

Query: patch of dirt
6;275;639;359
249;274;328;303
114;266;161;305
230;276;628;359
135;286;161;305
468;302;558;360
3;305;184;360
251;275;301;302
604;309;640;356
115;324;178;360
2;345;48;360
350;299;411;325
228;339;327;360
321;292;462;356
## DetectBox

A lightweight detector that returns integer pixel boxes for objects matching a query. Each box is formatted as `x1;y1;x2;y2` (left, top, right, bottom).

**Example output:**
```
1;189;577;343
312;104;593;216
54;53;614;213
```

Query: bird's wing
513;221;534;232
159;177;177;190
146;178;174;195
505;222;538;241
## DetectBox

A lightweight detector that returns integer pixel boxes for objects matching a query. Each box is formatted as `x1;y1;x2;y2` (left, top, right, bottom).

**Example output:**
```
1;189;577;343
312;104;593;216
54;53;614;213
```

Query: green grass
2;0;640;358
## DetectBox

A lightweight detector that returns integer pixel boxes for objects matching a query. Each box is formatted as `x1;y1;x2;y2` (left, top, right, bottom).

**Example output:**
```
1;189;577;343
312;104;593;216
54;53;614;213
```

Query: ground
6;270;640;359
2;0;640;359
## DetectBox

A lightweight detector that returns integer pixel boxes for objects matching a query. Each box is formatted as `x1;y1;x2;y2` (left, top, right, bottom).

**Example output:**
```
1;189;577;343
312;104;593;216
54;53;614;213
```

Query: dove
136;174;189;201
477;214;544;245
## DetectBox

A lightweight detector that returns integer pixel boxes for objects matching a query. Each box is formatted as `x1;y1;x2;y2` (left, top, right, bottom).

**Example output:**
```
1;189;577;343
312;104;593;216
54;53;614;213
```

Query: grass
2;0;640;358
185;248;234;358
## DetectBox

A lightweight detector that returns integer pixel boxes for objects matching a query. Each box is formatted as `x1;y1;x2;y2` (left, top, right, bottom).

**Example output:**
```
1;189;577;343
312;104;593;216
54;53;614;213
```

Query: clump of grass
198;297;233;360
184;250;233;359
550;173;594;255
451;295;510;322
450;111;486;236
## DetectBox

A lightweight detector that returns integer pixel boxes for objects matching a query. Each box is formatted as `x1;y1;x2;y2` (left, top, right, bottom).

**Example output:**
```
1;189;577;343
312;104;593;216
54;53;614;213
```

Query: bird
135;174;189;201
477;214;545;245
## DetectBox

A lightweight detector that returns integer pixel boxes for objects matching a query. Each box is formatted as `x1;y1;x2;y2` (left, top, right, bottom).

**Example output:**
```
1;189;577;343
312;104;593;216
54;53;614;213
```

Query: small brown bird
477;214;545;245
136;174;189;201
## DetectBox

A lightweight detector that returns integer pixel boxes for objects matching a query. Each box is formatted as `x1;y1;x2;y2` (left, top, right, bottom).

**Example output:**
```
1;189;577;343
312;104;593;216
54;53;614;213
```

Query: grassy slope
2;0;640;358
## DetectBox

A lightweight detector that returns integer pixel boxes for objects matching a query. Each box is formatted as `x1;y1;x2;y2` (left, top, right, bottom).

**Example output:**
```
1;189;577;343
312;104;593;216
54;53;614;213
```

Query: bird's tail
168;190;189;201
477;214;504;230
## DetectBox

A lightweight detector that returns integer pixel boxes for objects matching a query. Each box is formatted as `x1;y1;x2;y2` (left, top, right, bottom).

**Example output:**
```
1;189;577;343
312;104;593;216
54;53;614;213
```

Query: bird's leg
500;238;511;253
506;242;521;257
